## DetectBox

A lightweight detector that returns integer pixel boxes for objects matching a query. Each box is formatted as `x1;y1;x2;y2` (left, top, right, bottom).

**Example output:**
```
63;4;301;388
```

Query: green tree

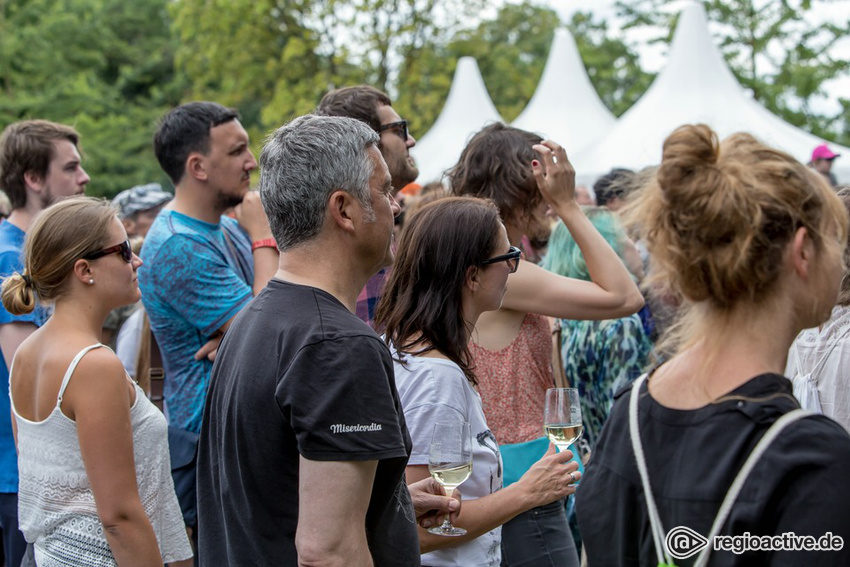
0;0;183;197
395;2;652;136
395;2;561;135
171;0;483;144
170;0;353;145
569;11;654;117
616;0;850;145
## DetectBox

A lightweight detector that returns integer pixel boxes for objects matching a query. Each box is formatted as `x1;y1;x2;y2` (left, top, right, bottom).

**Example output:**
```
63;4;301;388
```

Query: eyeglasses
481;246;522;273
378;120;408;142
83;240;133;263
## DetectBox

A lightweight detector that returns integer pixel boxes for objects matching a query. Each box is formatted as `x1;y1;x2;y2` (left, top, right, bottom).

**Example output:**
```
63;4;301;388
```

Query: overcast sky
528;0;850;115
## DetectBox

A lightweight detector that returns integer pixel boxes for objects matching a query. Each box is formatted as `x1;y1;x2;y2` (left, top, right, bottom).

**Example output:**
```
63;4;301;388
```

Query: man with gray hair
197;115;452;566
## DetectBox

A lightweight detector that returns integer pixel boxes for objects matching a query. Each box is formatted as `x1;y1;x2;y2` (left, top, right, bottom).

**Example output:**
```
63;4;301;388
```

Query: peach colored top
470;313;554;445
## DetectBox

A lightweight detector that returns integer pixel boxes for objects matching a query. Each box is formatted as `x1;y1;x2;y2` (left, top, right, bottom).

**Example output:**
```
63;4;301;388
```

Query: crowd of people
0;83;848;567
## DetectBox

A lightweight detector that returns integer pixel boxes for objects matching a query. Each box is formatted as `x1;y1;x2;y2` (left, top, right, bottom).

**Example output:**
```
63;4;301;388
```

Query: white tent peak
665;2;743;95
512;28;615;153
411;56;504;184
573;1;850;184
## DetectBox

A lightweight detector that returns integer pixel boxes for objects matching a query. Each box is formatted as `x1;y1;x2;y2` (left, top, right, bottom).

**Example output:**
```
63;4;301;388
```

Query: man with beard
0;119;89;567
140;102;278;551
315;86;418;327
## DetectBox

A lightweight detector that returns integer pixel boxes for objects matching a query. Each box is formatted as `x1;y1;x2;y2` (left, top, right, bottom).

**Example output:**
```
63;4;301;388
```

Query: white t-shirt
390;346;503;567
115;307;145;379
786;305;850;432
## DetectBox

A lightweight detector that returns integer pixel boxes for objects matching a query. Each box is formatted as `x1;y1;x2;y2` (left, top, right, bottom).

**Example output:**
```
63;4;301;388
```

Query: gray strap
692;408;813;567
629;373;670;565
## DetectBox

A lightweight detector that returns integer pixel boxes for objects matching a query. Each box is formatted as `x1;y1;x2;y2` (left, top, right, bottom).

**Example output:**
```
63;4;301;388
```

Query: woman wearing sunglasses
2;197;192;566
375;197;579;566
450;124;644;566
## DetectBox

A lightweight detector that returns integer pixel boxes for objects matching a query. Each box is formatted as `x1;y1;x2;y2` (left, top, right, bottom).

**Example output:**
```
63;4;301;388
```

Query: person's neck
275;242;378;313
169;185;225;225
649;303;799;409
6;202;46;233
48;298;110;340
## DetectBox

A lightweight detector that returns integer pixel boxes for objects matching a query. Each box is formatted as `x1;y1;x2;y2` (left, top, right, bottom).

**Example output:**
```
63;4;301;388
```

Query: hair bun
1;273;36;315
656;124;719;194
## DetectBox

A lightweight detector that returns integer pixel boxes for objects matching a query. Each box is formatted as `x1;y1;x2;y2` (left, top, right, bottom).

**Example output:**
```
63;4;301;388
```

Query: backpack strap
692;408;813;567
629;373;671;565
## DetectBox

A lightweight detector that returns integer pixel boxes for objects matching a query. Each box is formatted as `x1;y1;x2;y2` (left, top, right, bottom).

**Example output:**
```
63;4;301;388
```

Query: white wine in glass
428;421;472;536
544;388;583;453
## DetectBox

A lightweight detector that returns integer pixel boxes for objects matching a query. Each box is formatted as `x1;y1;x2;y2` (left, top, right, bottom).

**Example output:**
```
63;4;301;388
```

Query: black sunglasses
481;246;522;273
377;120;408;142
83;240;133;263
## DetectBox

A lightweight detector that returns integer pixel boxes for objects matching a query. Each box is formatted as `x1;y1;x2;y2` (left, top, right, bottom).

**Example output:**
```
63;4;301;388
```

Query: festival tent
512;28;616;154
572;2;850;186
411;57;504;184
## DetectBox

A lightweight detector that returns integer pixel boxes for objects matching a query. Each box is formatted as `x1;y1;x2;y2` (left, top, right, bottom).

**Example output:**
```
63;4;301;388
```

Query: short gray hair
259;114;379;250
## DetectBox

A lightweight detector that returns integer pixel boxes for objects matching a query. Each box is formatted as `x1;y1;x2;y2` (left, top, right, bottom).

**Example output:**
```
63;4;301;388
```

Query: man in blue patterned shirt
140;102;278;547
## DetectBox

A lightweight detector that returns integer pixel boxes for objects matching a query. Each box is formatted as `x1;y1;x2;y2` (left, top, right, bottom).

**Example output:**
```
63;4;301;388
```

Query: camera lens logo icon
665;526;709;559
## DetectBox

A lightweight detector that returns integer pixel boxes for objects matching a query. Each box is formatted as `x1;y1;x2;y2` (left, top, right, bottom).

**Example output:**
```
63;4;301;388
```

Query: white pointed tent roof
410;57;504;184
512;29;616;153
573;2;850;185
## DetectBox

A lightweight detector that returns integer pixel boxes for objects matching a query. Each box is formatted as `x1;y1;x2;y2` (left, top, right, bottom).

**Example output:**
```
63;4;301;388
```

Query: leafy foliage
1;0;846;198
615;0;850;144
0;0;183;196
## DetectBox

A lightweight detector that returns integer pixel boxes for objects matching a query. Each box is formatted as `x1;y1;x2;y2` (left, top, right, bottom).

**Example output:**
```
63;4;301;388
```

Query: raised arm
296;458;377;567
501;141;643;320
406;444;580;553
234;191;278;296
66;350;162;567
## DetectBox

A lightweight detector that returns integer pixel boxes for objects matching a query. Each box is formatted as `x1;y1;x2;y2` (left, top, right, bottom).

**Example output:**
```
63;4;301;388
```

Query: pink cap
811;144;840;162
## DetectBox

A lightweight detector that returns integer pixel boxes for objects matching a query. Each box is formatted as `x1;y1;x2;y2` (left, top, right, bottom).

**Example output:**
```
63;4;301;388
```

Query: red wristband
251;238;278;251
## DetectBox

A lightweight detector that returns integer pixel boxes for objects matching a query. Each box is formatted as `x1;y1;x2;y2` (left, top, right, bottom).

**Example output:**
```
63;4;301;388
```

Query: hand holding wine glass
428;421;472;536
544;388;583;453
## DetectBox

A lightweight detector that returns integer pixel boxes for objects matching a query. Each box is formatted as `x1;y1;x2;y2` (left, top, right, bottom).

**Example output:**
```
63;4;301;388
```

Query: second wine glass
428;421;472;536
544;388;583;453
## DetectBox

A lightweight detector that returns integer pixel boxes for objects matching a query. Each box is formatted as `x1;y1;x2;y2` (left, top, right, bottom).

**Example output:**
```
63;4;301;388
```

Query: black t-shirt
197;279;420;566
577;373;850;566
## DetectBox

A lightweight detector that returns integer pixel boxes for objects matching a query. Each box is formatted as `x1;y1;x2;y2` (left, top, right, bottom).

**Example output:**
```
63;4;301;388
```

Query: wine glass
544;388;583;453
427;421;472;536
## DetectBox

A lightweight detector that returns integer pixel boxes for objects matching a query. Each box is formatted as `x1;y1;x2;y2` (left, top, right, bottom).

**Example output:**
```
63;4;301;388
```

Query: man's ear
328;190;356;233
23;170;44;193
790;226;813;279
186;153;208;182
122;217;137;236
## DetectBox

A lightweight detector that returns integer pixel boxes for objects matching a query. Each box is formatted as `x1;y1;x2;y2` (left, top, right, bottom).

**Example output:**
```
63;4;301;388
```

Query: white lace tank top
10;344;192;566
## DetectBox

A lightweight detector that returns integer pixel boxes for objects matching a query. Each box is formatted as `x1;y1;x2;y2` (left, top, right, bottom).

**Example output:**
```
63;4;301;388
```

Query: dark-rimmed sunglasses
378;120;408;142
481;246;522;273
83;240;133;263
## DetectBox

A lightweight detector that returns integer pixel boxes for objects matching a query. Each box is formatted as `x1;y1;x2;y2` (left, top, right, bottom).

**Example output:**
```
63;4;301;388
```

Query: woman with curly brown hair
577;125;850;565
451;123;644;566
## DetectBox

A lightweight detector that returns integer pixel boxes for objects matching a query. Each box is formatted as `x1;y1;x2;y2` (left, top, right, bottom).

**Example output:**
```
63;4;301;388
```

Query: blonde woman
577;125;850;565
3;197;191;566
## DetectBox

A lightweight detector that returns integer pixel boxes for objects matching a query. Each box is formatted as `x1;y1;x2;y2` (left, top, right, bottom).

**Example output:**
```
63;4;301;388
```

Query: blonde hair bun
638;123;848;309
